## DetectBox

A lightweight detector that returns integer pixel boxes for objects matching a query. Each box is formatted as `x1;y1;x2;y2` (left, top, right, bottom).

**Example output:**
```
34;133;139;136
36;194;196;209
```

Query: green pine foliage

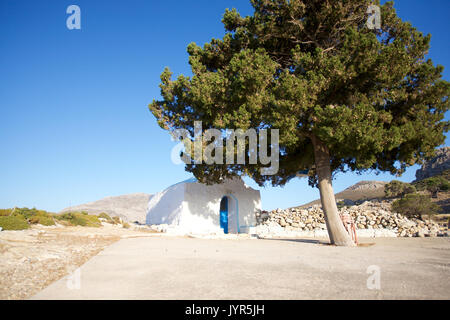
384;180;416;198
413;172;450;196
149;0;449;187
392;193;441;219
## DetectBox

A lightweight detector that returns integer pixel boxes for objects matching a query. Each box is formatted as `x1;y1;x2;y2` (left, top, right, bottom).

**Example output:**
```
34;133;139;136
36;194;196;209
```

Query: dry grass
0;224;155;300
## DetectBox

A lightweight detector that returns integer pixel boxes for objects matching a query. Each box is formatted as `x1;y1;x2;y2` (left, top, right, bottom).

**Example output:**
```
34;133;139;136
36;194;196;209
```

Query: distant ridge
295;180;388;209
60;193;152;224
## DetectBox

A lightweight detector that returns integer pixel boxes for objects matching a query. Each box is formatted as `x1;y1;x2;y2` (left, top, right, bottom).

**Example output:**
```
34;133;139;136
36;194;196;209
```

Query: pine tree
384;180;416;198
149;0;449;246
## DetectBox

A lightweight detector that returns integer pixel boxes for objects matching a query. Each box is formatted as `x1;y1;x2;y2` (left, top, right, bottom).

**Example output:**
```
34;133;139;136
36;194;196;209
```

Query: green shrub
6;207;57;226
414;176;450;197
84;214;102;227
0;215;30;230
12;207;39;219
112;216;121;224
28;215;55;226
413;169;450;195
0;209;13;216
392;193;442;220
11;207;54;219
336;200;345;209
55;212;75;224
385;181;416;198
55;212;101;227
98;212;114;223
122;222;130;229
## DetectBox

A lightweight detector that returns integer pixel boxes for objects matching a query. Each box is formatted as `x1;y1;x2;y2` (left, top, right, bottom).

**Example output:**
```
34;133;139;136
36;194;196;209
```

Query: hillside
295;180;388;209
415;147;450;181
60;193;152;224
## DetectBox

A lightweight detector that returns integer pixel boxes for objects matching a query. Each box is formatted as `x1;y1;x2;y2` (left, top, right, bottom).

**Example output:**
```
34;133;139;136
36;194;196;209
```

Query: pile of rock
256;200;446;237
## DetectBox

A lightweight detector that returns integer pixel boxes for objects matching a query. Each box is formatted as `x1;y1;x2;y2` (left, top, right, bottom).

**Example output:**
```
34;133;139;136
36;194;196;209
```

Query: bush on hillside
0;209;13;216
54;212;101;227
392;193;442;220
7;207;57;226
112;216;121;224
11;207;51;219
385;180;416;198
84;214;102;227
414;176;450;197
98;212;114;223
28;215;55;226
0;215;30;230
336;200;346;209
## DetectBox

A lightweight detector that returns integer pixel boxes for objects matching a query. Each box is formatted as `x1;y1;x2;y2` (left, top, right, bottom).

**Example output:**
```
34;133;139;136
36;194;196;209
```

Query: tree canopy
150;0;449;188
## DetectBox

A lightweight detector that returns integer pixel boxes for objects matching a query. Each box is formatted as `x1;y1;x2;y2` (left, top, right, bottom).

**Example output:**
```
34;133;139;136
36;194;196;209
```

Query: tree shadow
256;237;328;245
256;237;376;247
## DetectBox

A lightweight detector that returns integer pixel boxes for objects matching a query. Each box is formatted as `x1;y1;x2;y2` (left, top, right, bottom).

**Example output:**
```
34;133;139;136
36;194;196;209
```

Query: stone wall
255;200;447;238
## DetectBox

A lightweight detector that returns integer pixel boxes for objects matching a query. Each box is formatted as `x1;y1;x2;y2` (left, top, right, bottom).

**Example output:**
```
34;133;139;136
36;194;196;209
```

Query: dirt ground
2;224;449;300
32;236;450;300
0;224;158;300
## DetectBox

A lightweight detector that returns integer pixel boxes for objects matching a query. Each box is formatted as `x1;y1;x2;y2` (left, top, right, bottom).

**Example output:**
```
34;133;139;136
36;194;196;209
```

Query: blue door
220;197;228;234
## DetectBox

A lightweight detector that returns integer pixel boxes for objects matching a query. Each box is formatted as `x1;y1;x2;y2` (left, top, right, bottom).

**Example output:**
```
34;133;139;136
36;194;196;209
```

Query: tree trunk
312;135;355;246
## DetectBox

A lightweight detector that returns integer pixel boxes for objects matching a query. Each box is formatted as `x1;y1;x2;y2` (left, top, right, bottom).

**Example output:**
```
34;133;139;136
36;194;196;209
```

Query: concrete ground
32;236;450;300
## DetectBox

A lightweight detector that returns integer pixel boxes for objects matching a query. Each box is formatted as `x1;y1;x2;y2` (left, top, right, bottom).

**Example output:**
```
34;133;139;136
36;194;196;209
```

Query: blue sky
0;0;449;212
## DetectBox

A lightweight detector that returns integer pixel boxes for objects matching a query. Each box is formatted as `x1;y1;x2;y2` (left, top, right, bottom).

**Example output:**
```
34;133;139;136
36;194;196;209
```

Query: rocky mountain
415;147;450;181
60;193;152;224
296;180;388;208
